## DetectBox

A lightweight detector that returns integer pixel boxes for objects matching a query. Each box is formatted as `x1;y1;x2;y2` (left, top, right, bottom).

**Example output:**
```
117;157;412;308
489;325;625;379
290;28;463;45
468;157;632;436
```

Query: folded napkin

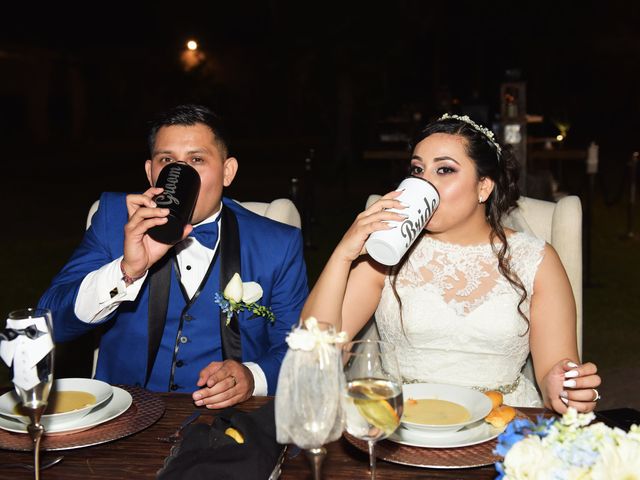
157;399;283;480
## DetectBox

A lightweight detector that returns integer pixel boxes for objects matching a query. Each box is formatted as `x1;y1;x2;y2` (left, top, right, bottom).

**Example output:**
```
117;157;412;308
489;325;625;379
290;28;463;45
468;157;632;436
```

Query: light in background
181;38;205;71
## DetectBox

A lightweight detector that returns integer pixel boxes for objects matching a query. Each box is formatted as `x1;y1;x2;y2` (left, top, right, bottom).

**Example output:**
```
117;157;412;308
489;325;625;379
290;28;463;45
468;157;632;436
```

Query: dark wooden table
0;391;546;479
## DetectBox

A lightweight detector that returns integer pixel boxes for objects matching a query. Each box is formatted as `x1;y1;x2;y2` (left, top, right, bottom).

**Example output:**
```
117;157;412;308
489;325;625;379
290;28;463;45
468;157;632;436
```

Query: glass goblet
274;319;345;480
5;308;55;480
343;340;403;480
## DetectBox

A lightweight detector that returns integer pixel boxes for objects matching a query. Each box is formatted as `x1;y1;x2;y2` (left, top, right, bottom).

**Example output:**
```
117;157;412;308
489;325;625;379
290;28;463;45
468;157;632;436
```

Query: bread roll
484;390;503;410
485;405;516;429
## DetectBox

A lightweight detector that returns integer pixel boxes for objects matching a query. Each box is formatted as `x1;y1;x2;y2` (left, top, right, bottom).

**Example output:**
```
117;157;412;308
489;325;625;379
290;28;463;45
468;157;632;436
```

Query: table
0;391;546;479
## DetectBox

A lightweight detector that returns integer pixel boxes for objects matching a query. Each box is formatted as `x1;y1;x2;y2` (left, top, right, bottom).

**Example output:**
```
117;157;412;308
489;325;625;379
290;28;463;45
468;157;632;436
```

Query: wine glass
342;340;403;480
274;319;345;480
3;308;55;480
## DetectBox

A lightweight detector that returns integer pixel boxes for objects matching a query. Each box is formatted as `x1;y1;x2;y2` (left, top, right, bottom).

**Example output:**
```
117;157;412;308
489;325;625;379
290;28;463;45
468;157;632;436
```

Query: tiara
439;113;502;155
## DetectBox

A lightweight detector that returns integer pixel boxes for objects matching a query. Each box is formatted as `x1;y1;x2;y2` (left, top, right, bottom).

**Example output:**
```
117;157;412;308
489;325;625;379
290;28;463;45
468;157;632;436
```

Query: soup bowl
0;378;113;429
401;383;492;433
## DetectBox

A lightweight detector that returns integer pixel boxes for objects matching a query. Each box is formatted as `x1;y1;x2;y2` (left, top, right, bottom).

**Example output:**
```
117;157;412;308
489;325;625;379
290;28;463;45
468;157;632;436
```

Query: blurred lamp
181;38;204;71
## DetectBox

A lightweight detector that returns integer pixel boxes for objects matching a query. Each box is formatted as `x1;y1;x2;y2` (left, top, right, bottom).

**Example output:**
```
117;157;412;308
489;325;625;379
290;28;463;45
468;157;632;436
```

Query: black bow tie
0;325;43;341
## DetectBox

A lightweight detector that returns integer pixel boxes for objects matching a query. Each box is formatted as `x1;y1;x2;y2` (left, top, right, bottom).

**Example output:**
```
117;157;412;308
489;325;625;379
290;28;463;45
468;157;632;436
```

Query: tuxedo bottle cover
148;162;201;244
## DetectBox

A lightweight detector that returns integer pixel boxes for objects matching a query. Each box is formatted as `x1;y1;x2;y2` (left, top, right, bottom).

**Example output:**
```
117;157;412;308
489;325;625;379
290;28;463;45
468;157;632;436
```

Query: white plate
0;386;132;436
401;383;493;433
388;419;504;448
0;378;113;428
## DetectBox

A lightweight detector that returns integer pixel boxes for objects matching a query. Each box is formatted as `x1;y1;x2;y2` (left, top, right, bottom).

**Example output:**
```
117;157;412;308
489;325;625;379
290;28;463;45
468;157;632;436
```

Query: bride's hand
334;191;407;262
542;359;601;414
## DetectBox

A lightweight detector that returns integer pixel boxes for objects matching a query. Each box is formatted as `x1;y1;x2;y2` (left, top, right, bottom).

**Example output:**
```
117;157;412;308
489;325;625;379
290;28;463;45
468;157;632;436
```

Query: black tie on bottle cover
148;162;201;245
145;205;243;388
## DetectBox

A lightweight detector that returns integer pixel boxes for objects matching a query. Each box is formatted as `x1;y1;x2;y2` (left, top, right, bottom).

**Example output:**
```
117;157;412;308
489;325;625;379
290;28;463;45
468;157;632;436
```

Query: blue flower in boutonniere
214;273;275;326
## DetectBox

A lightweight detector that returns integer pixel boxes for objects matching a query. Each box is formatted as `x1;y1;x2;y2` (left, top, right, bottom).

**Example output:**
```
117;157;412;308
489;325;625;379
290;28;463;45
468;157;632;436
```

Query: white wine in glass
4;308;55;480
343;340;402;480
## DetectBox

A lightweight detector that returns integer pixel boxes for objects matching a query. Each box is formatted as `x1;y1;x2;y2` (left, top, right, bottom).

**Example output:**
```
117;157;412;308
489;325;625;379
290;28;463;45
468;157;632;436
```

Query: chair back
233;199;301;228
85;197;301;378
501;195;583;356
362;194;583;359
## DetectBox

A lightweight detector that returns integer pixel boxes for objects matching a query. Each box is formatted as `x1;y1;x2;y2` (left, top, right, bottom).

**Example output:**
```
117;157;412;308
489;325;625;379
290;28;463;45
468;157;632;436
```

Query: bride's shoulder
505;231;546;270
506;229;545;249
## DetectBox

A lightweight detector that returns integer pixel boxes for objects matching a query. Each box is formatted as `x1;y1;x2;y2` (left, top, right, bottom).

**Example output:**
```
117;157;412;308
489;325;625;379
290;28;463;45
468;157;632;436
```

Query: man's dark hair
147;104;230;158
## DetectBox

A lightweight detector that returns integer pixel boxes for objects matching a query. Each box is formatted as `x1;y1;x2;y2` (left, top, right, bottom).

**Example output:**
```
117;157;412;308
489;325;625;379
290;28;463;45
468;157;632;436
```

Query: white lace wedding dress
375;231;545;407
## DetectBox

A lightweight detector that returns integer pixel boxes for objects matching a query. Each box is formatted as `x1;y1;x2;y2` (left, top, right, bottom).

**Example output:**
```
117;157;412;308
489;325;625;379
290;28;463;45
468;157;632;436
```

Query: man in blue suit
38;104;308;408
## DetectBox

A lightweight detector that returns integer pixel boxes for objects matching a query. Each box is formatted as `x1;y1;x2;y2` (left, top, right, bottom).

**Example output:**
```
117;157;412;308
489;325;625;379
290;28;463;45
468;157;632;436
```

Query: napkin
157;399;283;480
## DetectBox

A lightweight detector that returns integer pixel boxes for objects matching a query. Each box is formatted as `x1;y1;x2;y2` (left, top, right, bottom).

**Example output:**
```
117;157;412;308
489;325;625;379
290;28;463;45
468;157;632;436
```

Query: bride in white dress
375;231;545;407
302;114;601;413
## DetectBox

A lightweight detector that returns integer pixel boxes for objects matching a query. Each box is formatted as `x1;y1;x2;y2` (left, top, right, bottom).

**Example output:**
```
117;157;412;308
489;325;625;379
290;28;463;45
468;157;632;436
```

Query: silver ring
592;388;601;402
230;375;237;387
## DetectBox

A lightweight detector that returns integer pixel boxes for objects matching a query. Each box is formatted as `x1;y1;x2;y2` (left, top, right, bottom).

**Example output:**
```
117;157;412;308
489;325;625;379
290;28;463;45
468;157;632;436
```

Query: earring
479;195;484;204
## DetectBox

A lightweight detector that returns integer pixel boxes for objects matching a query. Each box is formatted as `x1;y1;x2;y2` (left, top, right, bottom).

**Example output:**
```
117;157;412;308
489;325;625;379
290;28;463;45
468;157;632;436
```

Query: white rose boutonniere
214;273;275;326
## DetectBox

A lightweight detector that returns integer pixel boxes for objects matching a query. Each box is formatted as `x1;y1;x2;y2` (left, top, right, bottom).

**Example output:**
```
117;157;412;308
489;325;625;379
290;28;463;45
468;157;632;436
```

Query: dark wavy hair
391;116;529;329
147;104;230;159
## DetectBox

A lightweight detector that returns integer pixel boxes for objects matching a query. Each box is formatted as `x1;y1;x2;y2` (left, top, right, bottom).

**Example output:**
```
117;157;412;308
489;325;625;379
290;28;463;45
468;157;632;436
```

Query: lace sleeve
508;233;546;298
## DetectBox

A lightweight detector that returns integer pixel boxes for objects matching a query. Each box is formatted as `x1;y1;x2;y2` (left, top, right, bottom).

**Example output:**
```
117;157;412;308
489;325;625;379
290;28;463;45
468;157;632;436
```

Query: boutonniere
214;273;275;326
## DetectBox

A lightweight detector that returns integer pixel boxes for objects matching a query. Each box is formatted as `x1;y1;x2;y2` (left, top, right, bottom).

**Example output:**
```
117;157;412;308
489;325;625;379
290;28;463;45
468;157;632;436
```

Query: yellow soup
403;398;471;425
15;391;96;416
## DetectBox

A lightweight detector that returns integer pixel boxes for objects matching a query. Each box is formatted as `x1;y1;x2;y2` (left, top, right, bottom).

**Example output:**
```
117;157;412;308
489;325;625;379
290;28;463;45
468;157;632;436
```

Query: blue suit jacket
38;193;308;394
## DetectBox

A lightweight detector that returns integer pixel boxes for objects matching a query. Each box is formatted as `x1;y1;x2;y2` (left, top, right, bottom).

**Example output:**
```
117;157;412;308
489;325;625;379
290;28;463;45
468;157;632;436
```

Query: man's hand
122;187;192;277
192;360;255;409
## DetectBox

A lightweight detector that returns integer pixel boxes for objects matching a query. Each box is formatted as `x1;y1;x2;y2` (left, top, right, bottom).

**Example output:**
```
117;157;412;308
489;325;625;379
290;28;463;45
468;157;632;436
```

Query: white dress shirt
74;207;268;395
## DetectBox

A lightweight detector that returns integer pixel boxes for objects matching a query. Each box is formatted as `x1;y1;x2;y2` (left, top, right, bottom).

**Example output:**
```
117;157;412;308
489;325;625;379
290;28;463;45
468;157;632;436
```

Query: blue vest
148;258;223;391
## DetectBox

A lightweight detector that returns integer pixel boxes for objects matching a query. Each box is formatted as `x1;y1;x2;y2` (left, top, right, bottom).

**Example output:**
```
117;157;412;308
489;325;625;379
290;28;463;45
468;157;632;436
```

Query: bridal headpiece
439;113;502;155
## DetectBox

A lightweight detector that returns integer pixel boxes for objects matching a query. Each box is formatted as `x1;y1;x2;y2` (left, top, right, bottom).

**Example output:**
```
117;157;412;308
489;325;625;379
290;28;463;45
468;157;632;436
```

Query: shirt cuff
74;257;147;323
243;362;268;396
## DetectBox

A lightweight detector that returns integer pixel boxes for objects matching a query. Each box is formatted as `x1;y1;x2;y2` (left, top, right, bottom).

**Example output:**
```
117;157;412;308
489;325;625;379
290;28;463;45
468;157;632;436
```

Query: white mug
365;177;440;266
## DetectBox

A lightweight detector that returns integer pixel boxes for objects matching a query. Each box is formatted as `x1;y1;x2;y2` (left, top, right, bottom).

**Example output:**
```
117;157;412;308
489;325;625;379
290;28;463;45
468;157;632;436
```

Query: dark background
2;1;638;249
2;2;639;172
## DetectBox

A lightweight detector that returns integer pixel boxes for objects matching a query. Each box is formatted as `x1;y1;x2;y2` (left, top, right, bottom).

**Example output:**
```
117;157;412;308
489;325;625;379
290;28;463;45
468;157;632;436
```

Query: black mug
147;162;201;244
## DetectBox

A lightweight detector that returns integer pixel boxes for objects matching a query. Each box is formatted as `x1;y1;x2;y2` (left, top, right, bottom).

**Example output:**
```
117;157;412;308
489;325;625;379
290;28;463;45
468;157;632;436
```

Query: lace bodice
375;231;546;407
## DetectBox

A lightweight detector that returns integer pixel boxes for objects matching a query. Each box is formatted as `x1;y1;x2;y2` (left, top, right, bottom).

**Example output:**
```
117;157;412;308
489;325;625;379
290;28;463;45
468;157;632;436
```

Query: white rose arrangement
214;273;275;326
496;407;640;479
